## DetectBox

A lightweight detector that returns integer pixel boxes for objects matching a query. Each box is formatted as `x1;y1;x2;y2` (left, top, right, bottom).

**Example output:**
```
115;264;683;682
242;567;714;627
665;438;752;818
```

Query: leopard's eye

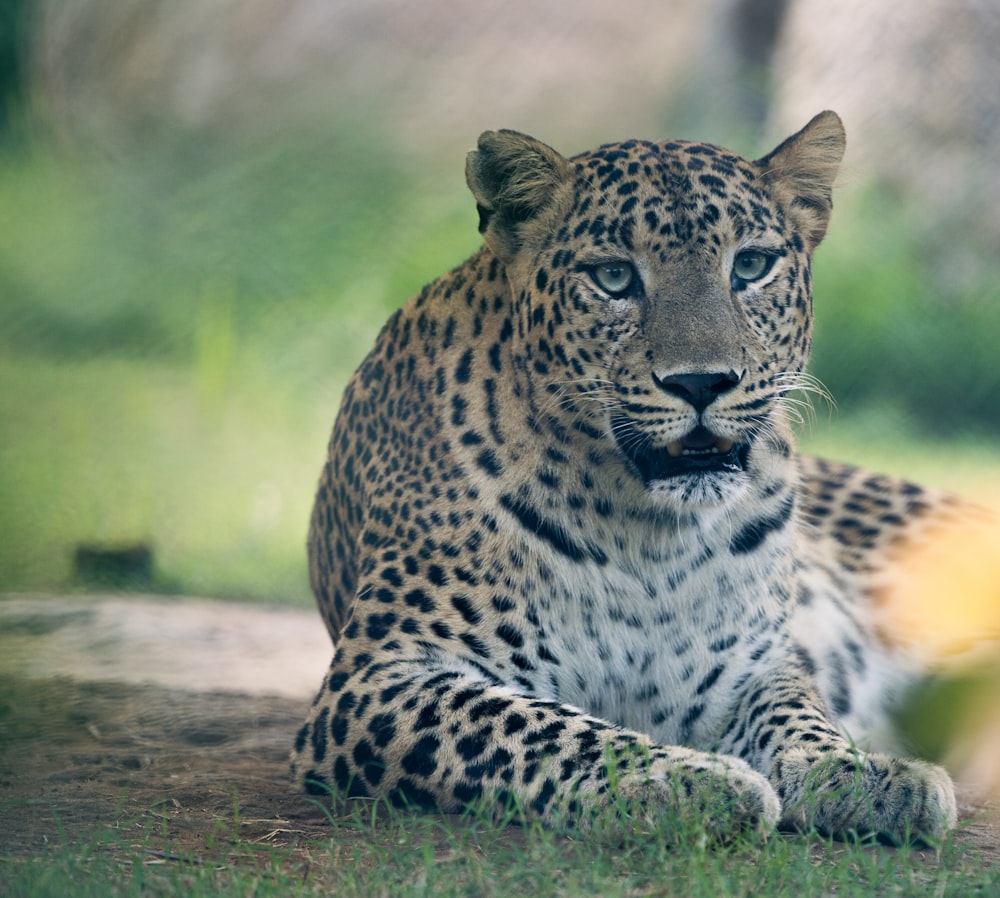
731;250;774;287
591;262;634;296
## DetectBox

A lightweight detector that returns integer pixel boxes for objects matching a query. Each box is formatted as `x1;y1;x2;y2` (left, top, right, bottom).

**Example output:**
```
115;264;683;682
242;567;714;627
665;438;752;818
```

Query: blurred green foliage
813;187;1000;436
894;662;1000;763
0;125;474;359
0;122;478;600
0;117;997;600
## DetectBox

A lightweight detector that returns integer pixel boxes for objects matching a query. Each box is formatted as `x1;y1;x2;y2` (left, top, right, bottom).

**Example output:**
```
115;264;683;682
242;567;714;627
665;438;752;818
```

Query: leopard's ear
466;130;573;262
757;111;846;249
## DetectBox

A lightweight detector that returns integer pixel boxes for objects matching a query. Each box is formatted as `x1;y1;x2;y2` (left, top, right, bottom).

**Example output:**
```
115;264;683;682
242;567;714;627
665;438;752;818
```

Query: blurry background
1;0;999;604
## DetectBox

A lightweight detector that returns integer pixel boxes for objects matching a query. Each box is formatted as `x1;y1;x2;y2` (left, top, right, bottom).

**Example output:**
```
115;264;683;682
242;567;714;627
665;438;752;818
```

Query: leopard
291;110;971;844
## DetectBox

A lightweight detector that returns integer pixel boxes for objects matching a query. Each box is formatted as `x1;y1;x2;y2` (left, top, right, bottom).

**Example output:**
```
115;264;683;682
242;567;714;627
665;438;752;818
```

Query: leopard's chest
513;516;793;750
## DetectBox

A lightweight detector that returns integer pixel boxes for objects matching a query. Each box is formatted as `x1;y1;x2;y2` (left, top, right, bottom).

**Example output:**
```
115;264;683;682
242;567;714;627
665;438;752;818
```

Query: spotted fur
292;112;961;843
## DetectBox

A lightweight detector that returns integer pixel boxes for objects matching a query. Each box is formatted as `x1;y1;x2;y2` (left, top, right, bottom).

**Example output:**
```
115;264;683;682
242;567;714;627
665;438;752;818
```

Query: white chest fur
524;509;793;750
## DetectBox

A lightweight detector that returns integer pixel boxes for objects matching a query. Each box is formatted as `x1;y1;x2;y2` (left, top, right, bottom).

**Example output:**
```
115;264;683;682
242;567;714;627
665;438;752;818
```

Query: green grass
2;796;997;898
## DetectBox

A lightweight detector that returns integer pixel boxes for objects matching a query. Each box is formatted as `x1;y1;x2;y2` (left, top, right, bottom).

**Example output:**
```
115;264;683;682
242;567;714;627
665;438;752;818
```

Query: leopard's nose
651;370;743;412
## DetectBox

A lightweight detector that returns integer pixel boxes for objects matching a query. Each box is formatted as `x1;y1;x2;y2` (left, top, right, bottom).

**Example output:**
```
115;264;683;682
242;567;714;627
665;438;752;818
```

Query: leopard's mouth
612;417;750;483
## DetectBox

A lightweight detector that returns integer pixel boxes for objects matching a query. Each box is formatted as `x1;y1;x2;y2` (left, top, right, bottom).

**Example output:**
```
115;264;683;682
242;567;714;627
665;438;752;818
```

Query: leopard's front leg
718;664;957;843
292;656;779;839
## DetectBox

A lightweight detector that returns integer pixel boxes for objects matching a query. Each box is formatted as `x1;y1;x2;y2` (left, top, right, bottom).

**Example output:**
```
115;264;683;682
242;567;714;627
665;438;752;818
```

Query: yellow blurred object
880;505;1000;799
879;511;1000;664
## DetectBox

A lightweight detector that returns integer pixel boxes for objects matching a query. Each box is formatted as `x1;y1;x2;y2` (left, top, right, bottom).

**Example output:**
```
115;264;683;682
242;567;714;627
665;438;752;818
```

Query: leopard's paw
777;748;957;844
589;752;780;842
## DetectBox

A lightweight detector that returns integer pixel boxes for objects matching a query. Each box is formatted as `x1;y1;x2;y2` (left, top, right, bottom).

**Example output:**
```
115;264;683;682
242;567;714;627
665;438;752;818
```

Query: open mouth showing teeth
612;418;750;483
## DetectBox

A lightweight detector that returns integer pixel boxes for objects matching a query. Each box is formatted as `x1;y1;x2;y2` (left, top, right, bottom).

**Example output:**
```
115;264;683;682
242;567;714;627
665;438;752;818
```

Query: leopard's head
466;112;845;507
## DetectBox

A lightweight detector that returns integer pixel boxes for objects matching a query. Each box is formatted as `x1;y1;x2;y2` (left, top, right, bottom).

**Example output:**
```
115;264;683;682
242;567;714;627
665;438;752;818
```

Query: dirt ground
0;595;337;864
0;595;997;868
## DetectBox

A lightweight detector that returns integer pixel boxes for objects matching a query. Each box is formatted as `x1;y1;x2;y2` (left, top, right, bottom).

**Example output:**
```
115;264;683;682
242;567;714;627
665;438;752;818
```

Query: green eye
731;250;773;285
592;262;635;295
